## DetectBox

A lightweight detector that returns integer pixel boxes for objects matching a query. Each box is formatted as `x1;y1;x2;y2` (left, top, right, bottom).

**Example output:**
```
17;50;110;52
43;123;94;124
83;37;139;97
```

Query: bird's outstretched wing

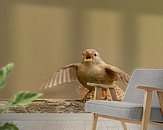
105;65;130;84
41;63;79;89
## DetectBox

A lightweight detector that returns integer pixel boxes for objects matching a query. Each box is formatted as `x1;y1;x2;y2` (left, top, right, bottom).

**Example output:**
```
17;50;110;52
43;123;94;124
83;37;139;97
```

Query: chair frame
87;83;120;101
87;83;163;130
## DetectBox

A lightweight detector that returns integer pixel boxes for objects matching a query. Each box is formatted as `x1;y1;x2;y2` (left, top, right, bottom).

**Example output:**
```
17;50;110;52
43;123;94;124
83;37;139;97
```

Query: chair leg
92;113;98;130
121;121;127;130
94;87;102;100
141;90;152;130
157;91;163;114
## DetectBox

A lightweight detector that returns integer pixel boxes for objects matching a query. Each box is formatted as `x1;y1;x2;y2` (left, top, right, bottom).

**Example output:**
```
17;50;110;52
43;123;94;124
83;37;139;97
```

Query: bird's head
82;49;103;64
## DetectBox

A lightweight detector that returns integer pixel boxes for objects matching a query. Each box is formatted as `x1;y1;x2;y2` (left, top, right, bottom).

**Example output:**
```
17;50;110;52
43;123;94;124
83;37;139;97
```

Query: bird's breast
76;64;113;90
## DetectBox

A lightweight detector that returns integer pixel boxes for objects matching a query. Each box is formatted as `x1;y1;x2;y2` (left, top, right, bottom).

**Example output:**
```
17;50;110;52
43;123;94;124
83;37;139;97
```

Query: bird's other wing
41;63;79;89
105;65;130;84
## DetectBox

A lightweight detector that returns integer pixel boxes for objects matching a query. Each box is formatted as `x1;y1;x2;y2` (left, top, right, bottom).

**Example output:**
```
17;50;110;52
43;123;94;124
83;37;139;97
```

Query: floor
0;113;142;130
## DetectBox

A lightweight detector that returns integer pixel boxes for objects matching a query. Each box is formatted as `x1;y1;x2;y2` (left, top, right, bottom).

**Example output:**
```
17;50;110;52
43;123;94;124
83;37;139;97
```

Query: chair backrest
123;69;163;107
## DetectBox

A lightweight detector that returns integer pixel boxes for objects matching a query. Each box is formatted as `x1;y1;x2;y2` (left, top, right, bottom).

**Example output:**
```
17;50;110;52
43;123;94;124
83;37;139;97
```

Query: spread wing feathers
41;64;79;89
105;65;130;84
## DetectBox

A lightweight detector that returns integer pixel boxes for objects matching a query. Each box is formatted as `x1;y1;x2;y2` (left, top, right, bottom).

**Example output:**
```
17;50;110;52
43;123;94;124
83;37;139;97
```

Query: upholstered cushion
85;100;163;122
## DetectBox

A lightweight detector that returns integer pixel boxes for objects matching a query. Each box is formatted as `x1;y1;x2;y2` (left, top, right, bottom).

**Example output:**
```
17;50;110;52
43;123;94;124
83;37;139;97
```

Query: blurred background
0;0;163;99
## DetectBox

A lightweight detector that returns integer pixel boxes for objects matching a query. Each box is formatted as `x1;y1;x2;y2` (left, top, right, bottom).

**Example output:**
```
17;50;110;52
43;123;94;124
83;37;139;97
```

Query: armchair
85;69;163;130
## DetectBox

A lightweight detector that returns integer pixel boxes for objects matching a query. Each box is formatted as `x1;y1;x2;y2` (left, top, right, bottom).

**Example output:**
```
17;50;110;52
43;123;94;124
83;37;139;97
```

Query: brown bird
41;49;130;100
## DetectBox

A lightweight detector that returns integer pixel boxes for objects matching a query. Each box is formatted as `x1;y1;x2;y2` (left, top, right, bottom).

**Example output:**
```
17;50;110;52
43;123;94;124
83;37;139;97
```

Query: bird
41;49;130;100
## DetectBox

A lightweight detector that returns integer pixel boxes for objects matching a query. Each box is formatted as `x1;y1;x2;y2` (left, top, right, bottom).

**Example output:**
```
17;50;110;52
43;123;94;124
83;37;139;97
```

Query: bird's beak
85;51;92;60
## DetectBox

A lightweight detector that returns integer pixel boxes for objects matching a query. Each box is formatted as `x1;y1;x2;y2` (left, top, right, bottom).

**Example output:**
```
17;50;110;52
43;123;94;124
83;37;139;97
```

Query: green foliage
0;123;19;130
0;63;14;89
9;92;43;106
0;92;43;113
0;63;43;130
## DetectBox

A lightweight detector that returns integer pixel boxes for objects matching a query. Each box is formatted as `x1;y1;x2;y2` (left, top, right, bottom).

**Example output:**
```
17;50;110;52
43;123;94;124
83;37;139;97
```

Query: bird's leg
101;88;107;100
81;91;91;102
106;88;113;101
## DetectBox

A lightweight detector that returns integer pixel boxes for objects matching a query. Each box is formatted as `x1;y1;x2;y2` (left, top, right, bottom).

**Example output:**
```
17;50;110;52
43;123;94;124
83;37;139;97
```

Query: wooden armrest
87;82;114;89
137;86;163;92
87;83;107;100
87;82;119;101
141;89;153;126
137;86;163;118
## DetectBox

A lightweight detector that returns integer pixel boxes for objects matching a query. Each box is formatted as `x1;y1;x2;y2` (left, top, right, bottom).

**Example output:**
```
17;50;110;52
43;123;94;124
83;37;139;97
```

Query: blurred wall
0;0;163;99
